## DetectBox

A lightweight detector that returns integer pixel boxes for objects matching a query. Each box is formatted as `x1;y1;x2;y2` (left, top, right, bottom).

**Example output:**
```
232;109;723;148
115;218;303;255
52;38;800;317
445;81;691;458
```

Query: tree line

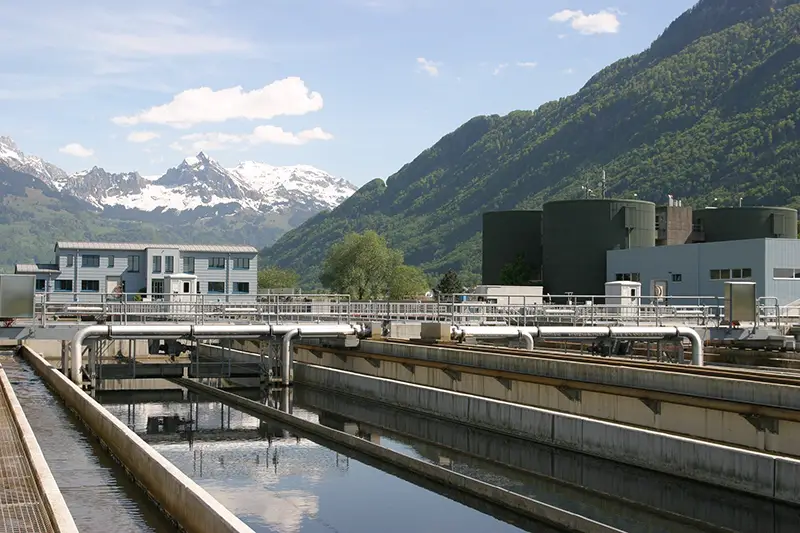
259;230;469;299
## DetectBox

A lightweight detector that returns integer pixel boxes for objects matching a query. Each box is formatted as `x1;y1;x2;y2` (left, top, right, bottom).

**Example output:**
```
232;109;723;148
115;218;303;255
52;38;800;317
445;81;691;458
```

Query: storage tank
542;199;656;298
693;207;798;242
482;210;543;285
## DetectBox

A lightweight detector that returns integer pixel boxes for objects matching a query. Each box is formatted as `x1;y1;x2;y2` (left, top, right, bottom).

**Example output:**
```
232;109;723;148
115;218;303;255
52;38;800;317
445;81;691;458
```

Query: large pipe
70;323;364;386
281;329;298;386
452;325;704;366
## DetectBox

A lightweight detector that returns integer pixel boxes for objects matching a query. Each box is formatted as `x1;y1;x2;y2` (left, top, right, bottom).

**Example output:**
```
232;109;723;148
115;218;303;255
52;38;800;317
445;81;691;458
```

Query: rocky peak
156;152;251;202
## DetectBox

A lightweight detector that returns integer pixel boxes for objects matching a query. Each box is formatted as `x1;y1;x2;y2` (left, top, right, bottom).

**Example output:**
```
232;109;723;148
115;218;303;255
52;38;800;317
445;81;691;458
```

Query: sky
0;0;697;186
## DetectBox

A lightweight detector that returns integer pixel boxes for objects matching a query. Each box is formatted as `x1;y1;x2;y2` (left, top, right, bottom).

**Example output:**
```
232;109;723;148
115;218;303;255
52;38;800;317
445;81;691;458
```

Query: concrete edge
173;377;626;533
359;340;800;410
19;346;255;533
0;365;79;533
294;362;800;505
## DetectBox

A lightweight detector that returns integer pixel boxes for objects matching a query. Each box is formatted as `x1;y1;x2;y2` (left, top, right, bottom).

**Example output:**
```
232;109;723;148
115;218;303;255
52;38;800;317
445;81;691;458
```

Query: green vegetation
435;269;463;295
257;266;300;290
320;230;428;299
264;0;800;283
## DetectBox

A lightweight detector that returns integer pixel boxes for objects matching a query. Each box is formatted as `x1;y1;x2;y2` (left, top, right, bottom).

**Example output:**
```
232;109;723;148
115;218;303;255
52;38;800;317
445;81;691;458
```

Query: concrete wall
0;368;79;533
294;345;800;457
19;346;255;533
294;362;800;505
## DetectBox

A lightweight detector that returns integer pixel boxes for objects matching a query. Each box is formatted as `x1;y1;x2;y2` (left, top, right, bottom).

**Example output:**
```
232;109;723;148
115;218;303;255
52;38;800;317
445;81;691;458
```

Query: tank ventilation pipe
452;326;535;350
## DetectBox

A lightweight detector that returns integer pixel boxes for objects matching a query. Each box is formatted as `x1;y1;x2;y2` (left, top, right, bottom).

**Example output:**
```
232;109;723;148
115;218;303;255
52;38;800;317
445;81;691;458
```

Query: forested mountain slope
265;0;800;284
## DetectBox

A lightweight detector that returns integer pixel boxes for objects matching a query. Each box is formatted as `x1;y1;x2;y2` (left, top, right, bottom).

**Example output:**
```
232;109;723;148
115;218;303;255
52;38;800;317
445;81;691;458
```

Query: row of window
774;268;800;279
63;254;251;273
709;268;752;280
48;279;251;293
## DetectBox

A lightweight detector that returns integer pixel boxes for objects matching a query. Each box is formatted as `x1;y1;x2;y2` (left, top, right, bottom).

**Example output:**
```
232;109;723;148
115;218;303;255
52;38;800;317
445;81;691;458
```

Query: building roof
54;241;259;254
15;263;60;274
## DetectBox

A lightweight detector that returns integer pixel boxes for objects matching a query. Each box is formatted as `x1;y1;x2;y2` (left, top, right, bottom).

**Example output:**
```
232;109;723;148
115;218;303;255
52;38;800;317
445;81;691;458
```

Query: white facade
606;238;800;306
472;285;544;306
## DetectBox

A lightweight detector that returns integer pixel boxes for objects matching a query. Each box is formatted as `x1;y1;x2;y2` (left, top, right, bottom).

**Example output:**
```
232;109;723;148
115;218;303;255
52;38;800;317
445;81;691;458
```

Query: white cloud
563;68;575;75
112;77;324;128
493;63;509;76
59;143;94;158
516;61;538;68
170;126;334;152
127;131;160;143
549;9;621;35
416;57;440;77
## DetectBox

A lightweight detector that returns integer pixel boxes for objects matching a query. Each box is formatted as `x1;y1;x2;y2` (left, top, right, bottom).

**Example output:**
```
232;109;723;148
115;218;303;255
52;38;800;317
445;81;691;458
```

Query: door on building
106;277;121;299
151;279;164;298
652;280;668;304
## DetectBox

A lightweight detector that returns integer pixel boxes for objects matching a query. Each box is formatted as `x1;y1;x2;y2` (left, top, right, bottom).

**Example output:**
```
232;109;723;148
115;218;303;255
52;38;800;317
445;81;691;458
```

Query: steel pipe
452;325;704;366
70;323;364;386
281;329;299;386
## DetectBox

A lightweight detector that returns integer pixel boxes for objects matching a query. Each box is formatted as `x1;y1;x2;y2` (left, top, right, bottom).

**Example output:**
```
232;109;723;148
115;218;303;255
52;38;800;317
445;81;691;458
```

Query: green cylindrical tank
692;207;798;242
542;199;656;297
482;210;543;285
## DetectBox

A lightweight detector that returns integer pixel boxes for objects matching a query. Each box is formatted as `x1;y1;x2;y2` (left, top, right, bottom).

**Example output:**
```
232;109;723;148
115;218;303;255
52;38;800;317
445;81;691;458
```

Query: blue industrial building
607;238;800;306
15;241;259;302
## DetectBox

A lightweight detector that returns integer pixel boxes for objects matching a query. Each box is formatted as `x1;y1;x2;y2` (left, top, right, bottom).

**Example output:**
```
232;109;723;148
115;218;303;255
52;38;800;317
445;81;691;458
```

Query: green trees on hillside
257;266;299;290
435;269;462;295
265;4;800;284
320;231;428;300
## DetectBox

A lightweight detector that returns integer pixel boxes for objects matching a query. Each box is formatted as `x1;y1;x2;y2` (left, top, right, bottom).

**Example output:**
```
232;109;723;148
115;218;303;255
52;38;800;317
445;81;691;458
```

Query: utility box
724;281;756;324
421;322;452;342
472;285;543;306
163;274;198;317
0;274;36;318
605;281;641;316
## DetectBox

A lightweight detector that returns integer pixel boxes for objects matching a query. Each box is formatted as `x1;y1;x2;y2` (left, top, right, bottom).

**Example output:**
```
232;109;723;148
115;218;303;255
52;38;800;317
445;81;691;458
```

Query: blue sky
1;0;697;186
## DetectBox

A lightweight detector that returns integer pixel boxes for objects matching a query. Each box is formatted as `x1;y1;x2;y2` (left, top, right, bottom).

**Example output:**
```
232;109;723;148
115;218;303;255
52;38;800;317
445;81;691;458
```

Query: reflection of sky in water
103;400;524;533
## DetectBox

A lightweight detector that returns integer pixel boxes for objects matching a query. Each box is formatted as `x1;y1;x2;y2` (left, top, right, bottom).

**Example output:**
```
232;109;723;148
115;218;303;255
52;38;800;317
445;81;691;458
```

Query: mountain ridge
0;136;358;271
263;0;800;285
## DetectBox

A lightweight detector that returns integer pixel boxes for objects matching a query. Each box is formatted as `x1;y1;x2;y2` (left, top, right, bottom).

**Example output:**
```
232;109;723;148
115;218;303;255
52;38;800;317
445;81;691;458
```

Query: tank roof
483;209;543;214
694;206;797;213
544;198;656;207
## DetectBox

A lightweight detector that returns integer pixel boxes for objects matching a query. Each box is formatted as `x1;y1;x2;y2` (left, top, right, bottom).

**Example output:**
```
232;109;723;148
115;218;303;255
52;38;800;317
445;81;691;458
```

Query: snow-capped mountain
0;136;357;215
0;136;69;186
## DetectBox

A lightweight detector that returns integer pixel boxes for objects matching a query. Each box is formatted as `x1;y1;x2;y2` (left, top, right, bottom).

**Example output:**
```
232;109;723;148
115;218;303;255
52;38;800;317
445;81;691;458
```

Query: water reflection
100;389;534;533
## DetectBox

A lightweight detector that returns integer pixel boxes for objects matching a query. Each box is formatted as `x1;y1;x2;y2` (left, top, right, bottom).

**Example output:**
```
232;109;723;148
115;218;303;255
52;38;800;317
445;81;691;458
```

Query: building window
711;268;752;280
55;280;73;292
82;255;100;268
66;255;74;267
184;257;195;274
209;257;226;269
234;282;250;294
233;257;250;270
165;256;174;273
208;281;225;293
614;272;641;282
671;274;682;282
81;280;100;292
196;282;201;294
35;279;45;291
151;279;164;295
108;256;115;268
128;255;140;272
773;268;800;279
152;256;162;273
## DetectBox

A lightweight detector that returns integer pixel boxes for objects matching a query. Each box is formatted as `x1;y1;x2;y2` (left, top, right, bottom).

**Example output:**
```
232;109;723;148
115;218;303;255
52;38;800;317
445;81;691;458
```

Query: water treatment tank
482;210;543;285
542;199;656;298
692;207;798;242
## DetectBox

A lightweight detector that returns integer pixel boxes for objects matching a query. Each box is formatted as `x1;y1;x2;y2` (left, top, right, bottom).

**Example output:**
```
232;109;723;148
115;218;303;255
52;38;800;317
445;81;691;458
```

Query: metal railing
22;291;800;330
